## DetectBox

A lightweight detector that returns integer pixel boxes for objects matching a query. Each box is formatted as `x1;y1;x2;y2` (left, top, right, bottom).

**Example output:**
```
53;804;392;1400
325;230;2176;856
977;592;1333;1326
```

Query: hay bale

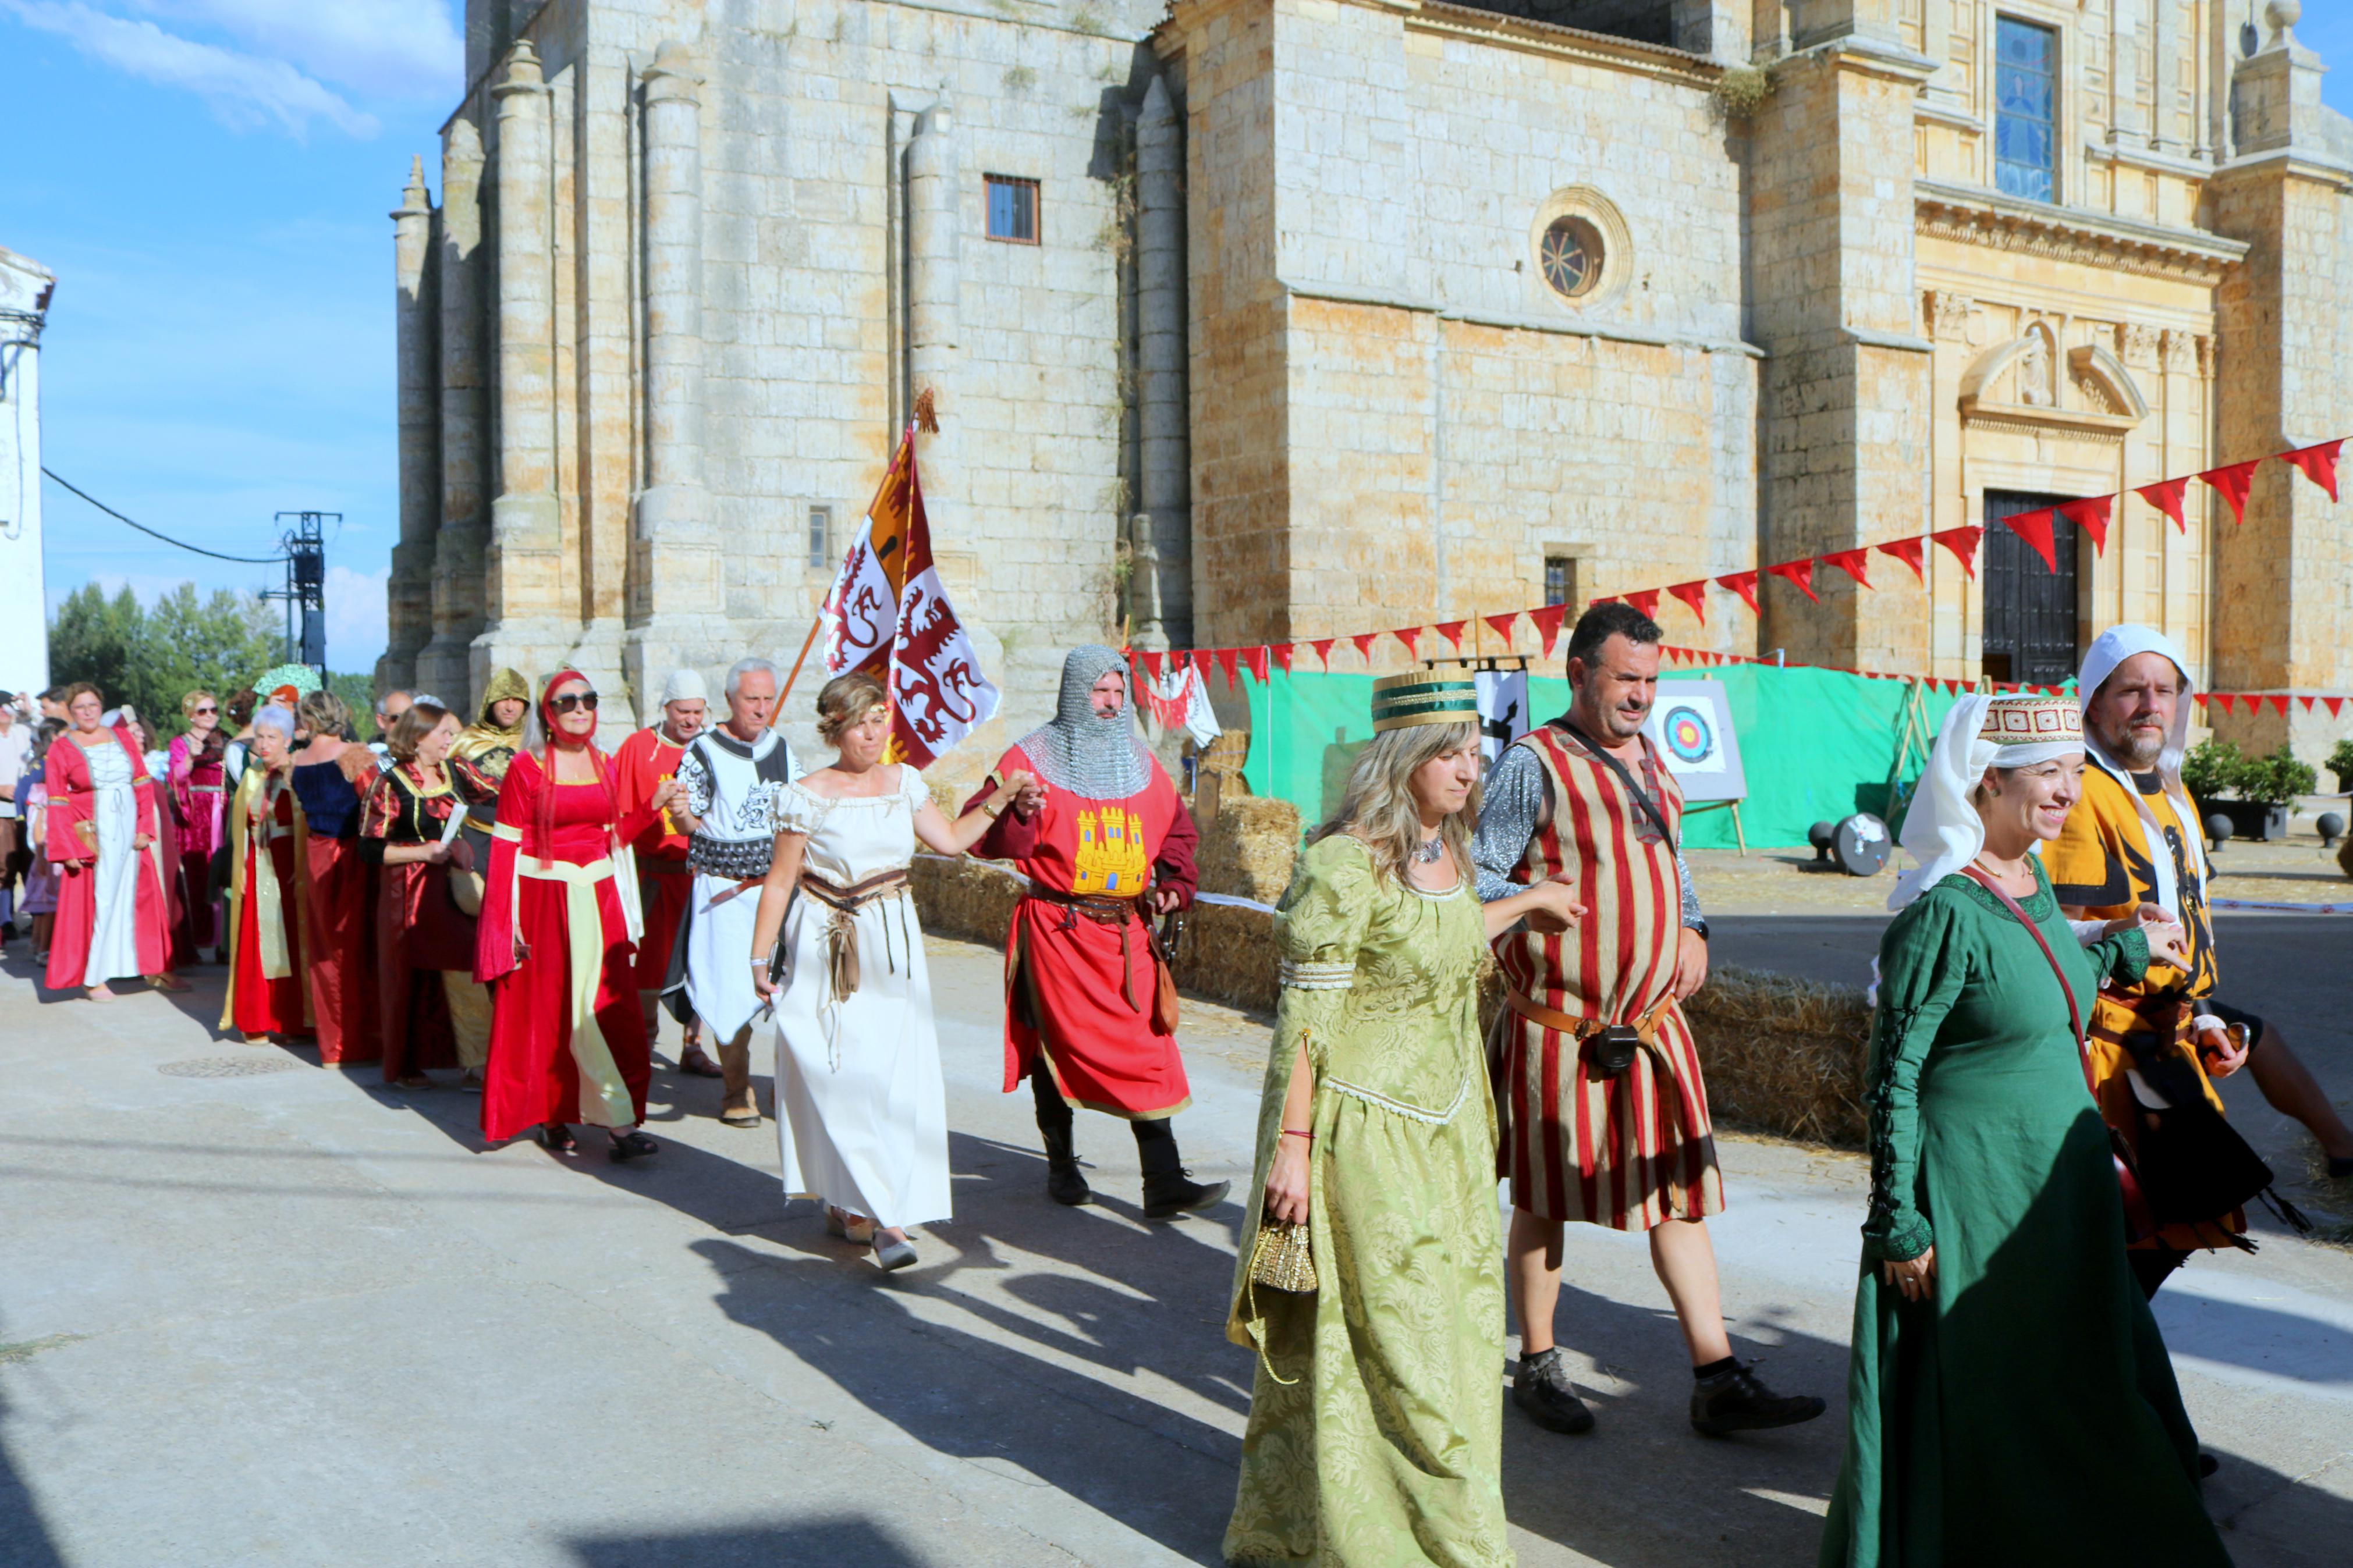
1195;795;1301;905
1683;963;1872;1148
1170;901;1280;1016
911;855;1023;948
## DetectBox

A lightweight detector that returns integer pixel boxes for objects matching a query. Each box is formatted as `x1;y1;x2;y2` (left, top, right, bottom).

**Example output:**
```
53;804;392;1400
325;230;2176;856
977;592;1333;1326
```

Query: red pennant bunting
2135;476;2189;534
2191;692;2209;709
2266;694;2289;716
1213;647;1239;689
1434;619;1467;652
1715;571;1760;614
1665;580;1709;625
1134;649;1162;682
2283;439;2344;503
1624;589;1662;622
2214;694;2237;714
1529;603;1569;656
1311;637;1335;670
1931;525;1984;579
1766;559;1820;603
1484;612;1521;646
1875;537;1928;585
1272;643;1294;674
2002;508;2059;573
2201;459;2260;525
1391;626;1421;659
1822;549;1872;589
1244;646;1270;684
2057;495;2113;557
2326;697;2346;718
1350;632;1377;663
2297;694;2315;712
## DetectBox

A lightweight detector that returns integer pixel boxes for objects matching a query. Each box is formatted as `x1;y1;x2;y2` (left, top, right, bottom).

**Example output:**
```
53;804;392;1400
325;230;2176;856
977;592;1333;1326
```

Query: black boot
1031;1071;1090;1206
1512;1347;1597;1435
1134;1117;1229;1219
1689;1360;1826;1437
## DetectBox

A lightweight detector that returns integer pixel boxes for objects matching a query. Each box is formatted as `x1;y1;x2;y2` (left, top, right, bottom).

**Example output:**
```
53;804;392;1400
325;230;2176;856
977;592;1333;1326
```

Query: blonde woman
748;673;1032;1271
1225;674;1581;1568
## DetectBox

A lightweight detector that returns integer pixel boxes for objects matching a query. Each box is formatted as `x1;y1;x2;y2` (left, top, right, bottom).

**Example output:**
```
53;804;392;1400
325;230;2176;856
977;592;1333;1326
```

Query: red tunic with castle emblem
967;746;1199;1119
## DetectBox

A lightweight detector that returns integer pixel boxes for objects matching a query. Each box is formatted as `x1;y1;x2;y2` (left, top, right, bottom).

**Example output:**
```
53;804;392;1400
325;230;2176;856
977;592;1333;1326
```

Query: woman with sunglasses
168;690;229;956
475;671;680;1162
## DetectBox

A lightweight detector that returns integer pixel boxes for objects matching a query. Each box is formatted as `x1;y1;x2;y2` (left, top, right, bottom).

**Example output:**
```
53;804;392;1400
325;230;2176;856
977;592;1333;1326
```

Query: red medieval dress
361;760;480;1082
42;726;172;991
219;766;312;1039
475;751;656;1140
968;746;1198;1119
292;756;380;1064
166;730;228;952
612;726;691;993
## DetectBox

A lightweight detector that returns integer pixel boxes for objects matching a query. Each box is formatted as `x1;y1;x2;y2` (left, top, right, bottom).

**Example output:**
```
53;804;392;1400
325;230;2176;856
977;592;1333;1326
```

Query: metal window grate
807;505;832;570
985;175;1039;244
1994;16;2057;203
1543;555;1577;607
1981;490;2079;685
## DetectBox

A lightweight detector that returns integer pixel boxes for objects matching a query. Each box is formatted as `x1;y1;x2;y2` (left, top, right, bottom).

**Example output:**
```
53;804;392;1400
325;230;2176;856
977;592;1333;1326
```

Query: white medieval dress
675;728;801;1043
771;765;952;1230
81;741;147;984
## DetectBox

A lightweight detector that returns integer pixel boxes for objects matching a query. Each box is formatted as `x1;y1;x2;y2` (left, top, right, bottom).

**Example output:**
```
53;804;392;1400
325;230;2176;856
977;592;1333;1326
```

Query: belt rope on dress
1504;987;1683;1183
1024;883;1148;1012
801;865;913;1071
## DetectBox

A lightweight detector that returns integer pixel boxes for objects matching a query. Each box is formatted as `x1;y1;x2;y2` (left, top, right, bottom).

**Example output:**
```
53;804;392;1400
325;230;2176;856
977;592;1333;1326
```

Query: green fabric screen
1233;664;1976;851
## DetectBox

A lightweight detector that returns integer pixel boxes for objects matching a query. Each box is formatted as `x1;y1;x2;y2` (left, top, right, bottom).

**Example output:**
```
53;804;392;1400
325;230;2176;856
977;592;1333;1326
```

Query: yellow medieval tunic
1224;835;1511;1568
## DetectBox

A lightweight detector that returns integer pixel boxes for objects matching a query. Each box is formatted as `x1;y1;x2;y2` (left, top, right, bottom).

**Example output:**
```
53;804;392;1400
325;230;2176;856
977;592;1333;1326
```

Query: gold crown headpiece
1371;672;1480;733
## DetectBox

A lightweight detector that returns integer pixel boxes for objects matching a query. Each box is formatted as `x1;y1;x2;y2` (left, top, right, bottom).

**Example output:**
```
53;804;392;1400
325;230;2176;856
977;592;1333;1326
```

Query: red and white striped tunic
1495;724;1724;1231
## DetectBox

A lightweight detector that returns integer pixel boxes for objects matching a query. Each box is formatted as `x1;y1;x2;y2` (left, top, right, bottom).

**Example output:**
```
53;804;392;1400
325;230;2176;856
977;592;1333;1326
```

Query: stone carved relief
2117;322;2161;368
2161;329;2199;373
1926;290;1975;342
2017;323;2056;406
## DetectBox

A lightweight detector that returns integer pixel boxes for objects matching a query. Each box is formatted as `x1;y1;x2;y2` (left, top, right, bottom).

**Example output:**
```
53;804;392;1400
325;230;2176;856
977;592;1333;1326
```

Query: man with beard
615;669;710;1071
2049;625;2353;1296
966;645;1227;1219
670;657;799;1128
1473;602;1823;1439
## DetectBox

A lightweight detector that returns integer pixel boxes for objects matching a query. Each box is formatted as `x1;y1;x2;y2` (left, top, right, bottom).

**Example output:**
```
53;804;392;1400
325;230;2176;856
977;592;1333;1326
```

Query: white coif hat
659;669;709;707
1888;694;2085;912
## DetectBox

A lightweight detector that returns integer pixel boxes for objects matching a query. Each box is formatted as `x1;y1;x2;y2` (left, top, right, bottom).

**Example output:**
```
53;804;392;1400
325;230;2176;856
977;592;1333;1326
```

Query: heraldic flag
818;423;1001;767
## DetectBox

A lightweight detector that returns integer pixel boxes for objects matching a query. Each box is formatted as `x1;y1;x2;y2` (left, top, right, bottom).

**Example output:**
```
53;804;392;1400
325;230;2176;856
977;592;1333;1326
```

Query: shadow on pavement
565;1516;921;1567
2207;1445;2353;1566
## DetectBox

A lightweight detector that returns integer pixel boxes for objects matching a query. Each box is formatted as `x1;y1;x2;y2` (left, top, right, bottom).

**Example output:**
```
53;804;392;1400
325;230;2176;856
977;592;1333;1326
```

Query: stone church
377;0;2352;758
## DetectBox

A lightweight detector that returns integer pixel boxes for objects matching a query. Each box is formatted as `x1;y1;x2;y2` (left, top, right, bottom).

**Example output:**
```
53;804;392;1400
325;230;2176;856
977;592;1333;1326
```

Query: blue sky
5;3;2352;675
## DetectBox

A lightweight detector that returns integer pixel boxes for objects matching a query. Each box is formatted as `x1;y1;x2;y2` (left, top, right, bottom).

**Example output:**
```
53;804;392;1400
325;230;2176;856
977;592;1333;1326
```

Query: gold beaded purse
1248;1217;1317;1294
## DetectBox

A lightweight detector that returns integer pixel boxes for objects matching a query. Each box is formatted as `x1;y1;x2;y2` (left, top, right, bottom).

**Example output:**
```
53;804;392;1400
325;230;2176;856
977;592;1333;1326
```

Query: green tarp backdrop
1234;664;1981;851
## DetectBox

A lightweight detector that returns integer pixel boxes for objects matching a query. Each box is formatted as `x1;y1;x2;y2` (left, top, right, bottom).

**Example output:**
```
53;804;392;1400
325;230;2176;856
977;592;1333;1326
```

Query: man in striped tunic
1474;602;1823;1439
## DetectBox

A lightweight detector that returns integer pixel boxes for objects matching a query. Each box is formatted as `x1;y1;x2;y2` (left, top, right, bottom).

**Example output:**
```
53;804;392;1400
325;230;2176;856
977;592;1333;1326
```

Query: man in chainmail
964;645;1227;1219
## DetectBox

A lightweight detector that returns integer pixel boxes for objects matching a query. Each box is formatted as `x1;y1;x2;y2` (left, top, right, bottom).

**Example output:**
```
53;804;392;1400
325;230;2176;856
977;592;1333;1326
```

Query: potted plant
2328;738;2353;797
2180;739;2244;817
2200;745;2314;842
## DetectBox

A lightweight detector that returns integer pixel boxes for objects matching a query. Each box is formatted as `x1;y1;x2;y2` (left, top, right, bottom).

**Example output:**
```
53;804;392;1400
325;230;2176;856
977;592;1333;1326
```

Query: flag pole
773;421;920;723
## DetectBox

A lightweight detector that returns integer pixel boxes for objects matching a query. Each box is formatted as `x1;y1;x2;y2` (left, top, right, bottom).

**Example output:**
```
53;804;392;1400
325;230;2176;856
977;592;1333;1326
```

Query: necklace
1414;834;1446;864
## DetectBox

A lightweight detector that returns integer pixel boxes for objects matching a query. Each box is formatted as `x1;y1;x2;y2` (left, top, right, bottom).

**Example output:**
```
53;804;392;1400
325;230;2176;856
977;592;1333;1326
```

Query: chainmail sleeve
1473;744;1550;903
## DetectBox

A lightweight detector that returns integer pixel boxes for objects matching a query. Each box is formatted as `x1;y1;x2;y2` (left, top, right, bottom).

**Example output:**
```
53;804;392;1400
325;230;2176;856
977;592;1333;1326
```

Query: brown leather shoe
678;1045;723;1078
718;1037;760;1126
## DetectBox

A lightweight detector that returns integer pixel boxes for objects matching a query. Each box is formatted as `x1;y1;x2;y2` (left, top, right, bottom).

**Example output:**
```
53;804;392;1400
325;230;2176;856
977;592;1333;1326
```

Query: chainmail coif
1016;645;1152;801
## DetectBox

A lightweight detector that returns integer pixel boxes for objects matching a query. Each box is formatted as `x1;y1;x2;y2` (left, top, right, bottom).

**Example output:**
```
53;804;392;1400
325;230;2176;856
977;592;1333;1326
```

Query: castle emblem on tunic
1073;807;1150;895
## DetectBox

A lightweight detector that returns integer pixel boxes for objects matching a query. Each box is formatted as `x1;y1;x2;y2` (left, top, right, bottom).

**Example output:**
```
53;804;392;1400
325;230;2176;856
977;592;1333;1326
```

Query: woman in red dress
362;701;489;1088
219;704;311;1041
289;689;381;1065
166;690;229;958
476;671;678;1160
43;684;180;1001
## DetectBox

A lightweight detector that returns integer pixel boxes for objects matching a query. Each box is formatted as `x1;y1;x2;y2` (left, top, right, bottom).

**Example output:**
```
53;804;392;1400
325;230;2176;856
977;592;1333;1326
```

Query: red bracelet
1281;1128;1314;1142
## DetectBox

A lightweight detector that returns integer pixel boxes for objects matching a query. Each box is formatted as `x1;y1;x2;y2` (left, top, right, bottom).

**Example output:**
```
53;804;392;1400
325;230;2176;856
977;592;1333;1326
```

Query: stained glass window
1538;216;1605;301
1994;17;2057;203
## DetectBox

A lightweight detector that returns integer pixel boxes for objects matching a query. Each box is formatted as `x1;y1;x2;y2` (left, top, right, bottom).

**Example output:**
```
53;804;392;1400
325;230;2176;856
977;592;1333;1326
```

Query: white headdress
2075;624;2203;913
659;668;709;707
1887;694;2085;912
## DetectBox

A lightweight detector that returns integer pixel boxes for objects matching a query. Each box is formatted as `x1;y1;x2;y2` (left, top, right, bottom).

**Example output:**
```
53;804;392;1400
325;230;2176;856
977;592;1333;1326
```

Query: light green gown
1820;864;2229;1567
1223;835;1513;1568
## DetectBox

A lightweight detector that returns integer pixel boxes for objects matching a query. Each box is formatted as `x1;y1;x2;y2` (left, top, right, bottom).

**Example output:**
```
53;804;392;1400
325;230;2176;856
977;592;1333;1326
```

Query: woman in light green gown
1224;678;1581;1567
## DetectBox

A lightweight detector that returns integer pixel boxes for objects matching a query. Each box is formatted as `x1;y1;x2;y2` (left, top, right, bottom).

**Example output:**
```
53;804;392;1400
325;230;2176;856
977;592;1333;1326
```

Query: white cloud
324;561;388;672
6;0;381;138
132;1;462;102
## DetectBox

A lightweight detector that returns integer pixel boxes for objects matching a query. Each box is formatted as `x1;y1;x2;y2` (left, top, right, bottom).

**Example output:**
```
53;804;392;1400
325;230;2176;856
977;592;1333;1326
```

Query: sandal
608;1129;660;1164
147;973;191;994
678;1046;723;1078
540;1122;577;1155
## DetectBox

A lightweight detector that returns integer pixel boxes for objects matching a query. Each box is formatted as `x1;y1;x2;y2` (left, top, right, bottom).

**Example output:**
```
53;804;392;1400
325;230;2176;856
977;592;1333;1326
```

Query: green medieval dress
1224;834;1512;1568
1819;863;2230;1567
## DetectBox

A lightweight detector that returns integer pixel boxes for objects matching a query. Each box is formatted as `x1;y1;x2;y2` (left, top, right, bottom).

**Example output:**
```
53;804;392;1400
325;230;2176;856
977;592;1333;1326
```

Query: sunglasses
193;706;218;716
549;691;600;714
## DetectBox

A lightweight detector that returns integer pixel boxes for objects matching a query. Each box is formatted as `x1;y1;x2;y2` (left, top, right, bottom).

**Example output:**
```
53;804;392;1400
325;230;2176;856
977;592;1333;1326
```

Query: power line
40;467;286;566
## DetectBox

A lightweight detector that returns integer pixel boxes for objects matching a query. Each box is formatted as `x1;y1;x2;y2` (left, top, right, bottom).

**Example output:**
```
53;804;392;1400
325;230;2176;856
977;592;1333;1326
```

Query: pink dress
168;731;229;950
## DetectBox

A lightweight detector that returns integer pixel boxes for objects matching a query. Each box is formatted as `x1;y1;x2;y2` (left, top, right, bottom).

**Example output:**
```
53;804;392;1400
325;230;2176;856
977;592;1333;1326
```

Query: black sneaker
1046;1157;1092;1207
1690;1360;1825;1436
1513;1347;1596;1435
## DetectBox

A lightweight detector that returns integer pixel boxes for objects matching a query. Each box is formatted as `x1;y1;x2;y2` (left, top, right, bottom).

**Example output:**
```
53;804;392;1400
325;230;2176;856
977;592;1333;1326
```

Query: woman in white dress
749;672;1034;1271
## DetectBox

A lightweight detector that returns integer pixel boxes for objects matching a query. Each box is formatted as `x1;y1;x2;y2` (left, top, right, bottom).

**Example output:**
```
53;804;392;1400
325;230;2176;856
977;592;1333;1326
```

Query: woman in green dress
1224;674;1582;1568
1820;693;2227;1567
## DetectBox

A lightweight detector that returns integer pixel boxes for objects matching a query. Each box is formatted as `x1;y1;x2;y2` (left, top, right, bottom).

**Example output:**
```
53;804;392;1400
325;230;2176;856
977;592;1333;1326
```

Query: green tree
47;582;285;742
45;584;144;714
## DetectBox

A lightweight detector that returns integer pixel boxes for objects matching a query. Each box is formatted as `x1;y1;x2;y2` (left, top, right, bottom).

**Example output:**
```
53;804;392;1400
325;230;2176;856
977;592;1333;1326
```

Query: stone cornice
1914;180;2247;285
1404;2;1721;88
2209;147;2353;192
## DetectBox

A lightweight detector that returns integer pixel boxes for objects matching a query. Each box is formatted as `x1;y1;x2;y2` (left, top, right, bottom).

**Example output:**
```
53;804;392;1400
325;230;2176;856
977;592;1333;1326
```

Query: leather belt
1506;989;1668;1041
1024;883;1148;1011
803;867;911;1003
804;866;911;911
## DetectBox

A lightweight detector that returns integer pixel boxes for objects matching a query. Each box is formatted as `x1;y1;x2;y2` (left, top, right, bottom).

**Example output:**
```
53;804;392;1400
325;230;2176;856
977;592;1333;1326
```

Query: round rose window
1539;216;1605;301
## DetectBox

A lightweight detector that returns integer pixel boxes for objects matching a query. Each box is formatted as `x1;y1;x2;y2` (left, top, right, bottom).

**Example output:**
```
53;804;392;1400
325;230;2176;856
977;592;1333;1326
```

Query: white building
0;246;54;701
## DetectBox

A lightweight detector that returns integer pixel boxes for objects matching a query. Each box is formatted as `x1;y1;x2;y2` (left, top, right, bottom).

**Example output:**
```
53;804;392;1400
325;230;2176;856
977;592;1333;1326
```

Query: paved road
1712;914;2353;1205
3;937;2348;1567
